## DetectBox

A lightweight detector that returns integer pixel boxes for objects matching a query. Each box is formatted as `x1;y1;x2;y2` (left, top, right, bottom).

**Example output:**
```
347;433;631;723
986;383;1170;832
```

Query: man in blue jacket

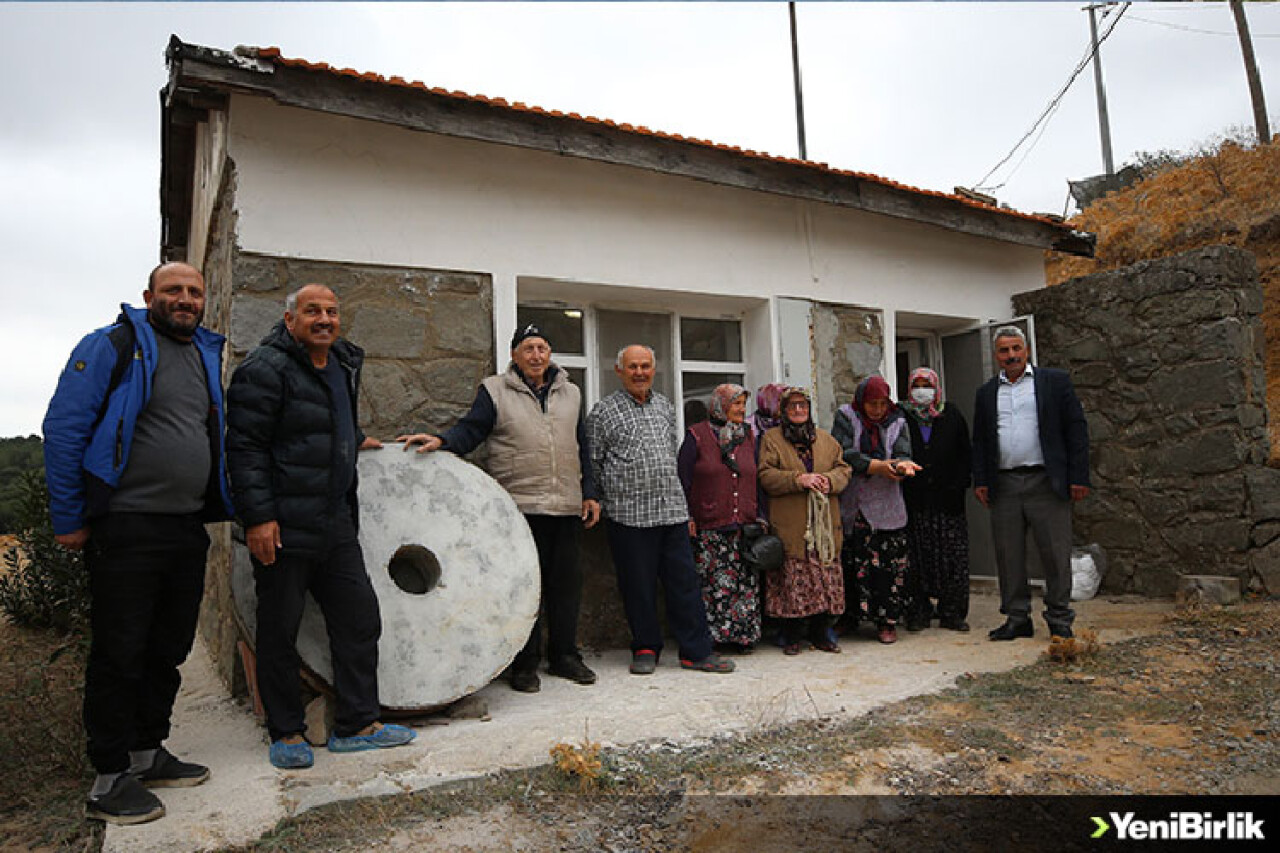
972;326;1090;641
43;262;233;825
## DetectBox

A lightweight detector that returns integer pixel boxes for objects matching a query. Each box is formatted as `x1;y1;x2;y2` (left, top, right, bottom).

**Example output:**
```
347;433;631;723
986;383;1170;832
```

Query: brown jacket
757;426;852;559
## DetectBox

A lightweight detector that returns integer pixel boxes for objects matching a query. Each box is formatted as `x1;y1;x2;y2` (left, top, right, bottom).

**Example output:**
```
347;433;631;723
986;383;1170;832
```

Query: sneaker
877;626;897;645
510;668;541;693
269;738;314;769
86;774;165;825
629;649;658;675
679;653;736;673
327;722;416;753
133;747;210;788
549;655;597;685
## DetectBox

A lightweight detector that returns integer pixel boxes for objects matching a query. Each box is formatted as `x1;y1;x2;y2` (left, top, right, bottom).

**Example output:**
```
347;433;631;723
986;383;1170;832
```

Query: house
159;37;1097;683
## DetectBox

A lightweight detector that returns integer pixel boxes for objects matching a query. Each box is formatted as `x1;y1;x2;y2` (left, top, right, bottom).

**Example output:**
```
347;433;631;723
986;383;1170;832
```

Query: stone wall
812;303;883;424
1013;245;1280;596
227;254;493;439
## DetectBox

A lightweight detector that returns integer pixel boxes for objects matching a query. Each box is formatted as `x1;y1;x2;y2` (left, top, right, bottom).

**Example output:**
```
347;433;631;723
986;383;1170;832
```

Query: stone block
1249;537;1280;596
303;694;333;745
360;361;429;432
1070;363;1113;389
431;296;492;354
1147;362;1246;412
418;358;489;406
234;254;289;293
1176;575;1242;606
1251;520;1280;547
1061;337;1110;363
1149;428;1247;477
230;296;283;354
1246;466;1280;520
1165;516;1251;556
347;306;428;359
1193;318;1244;361
1184;472;1247;515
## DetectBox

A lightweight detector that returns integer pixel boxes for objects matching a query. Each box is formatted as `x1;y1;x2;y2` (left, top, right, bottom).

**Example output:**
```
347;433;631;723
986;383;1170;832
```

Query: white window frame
517;301;747;434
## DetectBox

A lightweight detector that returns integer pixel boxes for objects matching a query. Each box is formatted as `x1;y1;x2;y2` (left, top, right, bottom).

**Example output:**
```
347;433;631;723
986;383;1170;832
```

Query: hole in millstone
387;544;441;595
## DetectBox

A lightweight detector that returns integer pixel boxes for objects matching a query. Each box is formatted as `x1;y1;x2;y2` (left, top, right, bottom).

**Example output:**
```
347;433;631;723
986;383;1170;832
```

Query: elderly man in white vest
399;324;601;693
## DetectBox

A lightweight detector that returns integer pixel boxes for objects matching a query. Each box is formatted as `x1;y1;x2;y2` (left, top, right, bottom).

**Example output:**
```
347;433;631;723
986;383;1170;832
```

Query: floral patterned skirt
763;549;845;621
843;515;908;627
692;528;762;645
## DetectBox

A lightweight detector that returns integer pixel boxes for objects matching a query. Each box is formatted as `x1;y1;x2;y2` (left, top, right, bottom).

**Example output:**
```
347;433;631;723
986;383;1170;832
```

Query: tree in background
0;470;89;633
0;435;45;534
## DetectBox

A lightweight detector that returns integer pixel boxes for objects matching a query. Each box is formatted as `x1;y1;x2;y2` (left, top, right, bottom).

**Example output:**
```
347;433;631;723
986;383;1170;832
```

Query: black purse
741;522;784;576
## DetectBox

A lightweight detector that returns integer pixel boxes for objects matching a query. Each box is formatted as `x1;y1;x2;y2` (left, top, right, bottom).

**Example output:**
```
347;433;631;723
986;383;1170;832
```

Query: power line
1127;13;1280;38
974;2;1129;192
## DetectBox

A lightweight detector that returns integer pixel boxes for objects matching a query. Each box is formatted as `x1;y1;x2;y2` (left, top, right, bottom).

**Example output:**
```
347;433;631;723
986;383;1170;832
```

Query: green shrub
0;471;89;634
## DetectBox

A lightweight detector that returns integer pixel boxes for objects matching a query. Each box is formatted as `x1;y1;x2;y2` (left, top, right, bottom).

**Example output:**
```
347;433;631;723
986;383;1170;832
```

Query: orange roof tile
253;46;1063;228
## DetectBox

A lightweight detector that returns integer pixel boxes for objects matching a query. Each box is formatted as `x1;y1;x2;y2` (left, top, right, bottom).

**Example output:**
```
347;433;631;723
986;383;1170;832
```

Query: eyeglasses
785;400;810;410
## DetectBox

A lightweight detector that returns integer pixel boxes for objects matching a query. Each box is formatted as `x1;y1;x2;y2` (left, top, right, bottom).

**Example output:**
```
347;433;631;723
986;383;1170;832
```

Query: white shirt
996;365;1045;470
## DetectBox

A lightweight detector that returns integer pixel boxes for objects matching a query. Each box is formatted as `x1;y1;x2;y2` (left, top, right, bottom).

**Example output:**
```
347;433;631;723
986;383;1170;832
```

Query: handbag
741;522;784;576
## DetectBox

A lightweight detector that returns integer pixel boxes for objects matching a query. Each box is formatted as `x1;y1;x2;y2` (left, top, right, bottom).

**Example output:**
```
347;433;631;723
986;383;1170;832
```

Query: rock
447;695;489;719
1176;575;1242;606
304;694;332;744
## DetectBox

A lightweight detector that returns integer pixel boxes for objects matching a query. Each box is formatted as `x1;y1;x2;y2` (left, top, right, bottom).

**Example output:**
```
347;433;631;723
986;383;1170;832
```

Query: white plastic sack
1070;543;1107;601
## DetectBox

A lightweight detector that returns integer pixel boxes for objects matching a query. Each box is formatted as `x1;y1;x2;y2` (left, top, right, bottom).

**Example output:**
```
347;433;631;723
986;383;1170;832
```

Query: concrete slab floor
103;591;1172;852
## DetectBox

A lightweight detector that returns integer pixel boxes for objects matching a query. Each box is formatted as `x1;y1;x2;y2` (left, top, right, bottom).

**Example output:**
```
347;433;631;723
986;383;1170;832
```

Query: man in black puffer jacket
227;284;414;770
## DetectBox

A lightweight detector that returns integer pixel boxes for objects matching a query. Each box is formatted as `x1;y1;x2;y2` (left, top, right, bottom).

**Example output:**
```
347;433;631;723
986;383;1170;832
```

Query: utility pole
1230;0;1271;144
789;1;808;160
1085;3;1116;179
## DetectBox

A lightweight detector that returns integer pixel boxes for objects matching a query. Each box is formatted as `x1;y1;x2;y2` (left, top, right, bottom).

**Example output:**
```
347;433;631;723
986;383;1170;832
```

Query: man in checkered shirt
587;344;735;676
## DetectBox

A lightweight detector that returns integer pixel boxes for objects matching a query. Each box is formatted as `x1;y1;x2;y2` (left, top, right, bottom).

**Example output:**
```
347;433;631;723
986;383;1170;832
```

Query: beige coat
481;364;583;516
757;427;852;559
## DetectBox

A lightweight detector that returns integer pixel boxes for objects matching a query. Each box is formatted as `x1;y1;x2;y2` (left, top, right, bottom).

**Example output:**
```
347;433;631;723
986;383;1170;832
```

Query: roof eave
162;38;1095;258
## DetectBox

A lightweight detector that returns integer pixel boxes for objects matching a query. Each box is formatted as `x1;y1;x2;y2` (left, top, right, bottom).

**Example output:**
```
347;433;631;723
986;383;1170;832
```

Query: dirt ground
216;599;1279;853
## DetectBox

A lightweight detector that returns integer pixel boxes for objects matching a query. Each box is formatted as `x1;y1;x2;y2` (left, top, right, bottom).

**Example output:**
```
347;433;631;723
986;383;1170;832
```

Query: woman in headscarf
678;384;761;652
899;367;972;632
832;376;921;644
756;387;851;655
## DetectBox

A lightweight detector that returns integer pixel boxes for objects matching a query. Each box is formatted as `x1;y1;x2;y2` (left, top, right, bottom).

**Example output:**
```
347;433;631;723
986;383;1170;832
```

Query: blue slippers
327;723;416;753
269;739;314;769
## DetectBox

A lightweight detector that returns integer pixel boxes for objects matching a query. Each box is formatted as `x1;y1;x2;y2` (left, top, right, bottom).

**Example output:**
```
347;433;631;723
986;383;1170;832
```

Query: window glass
681;371;745;417
516;306;584;355
680;317;742;362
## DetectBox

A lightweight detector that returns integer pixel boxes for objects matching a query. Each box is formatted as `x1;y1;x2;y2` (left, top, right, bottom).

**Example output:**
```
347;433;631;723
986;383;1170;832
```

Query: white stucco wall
224;95;1047;382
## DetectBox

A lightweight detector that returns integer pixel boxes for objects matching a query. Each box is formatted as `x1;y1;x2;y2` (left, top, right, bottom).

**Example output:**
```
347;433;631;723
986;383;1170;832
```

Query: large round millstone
231;446;540;710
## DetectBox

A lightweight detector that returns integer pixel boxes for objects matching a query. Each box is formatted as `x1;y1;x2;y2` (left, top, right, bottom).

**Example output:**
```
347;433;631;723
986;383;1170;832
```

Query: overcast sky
3;1;1278;437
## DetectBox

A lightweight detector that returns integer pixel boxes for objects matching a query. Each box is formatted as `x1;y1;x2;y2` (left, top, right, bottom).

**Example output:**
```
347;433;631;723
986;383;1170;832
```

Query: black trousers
605;520;712;662
84;512;209;774
513;514;584;671
253;511;381;741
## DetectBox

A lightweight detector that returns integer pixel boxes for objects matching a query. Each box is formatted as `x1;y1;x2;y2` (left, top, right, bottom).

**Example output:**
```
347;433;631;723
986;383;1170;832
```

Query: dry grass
0;618;100;852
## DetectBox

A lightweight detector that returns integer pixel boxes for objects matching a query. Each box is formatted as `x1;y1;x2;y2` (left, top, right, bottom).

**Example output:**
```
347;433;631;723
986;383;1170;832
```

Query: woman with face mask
831;376;921;644
899;368;972;632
